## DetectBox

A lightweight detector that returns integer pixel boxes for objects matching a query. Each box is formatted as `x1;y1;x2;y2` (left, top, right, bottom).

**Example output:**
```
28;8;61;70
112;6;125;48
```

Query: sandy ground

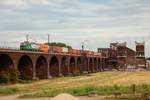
0;94;106;100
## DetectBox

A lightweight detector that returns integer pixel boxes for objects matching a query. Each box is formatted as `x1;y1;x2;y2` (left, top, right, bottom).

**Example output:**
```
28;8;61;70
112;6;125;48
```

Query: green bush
8;67;19;83
0;67;19;83
72;72;81;77
0;86;19;95
0;73;10;83
18;79;32;84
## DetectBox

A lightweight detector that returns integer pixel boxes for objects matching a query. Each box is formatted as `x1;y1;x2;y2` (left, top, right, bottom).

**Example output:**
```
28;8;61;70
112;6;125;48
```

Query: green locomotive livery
20;41;40;51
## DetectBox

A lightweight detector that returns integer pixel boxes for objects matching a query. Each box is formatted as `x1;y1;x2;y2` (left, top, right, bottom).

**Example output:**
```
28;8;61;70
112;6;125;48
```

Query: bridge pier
87;58;90;73
81;57;88;74
96;58;99;72
75;57;78;73
32;61;37;80
98;58;100;71
88;58;93;73
92;58;95;72
67;57;72;75
58;58;63;77
47;61;52;78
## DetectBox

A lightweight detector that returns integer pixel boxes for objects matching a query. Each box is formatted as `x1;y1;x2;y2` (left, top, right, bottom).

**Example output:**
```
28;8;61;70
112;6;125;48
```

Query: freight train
20;41;49;52
20;41;101;56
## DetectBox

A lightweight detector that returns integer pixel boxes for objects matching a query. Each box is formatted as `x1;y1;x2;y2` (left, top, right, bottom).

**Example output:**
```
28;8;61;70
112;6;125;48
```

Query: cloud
0;0;150;56
0;0;29;10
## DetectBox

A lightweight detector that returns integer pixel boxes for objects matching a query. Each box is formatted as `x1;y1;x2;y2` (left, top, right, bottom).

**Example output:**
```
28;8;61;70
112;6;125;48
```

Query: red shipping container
68;48;81;55
88;51;92;55
72;49;77;54
52;46;62;53
88;51;94;56
82;50;87;56
68;48;73;54
77;50;81;55
94;52;101;56
83;50;91;56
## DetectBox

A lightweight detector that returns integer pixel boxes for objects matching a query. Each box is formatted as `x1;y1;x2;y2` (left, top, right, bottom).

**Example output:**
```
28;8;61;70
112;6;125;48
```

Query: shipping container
83;50;89;56
72;49;77;54
51;46;62;53
88;51;92;55
68;48;81;55
94;52;101;56
62;47;69;53
39;44;49;52
83;50;95;56
68;48;73;54
77;50;81;55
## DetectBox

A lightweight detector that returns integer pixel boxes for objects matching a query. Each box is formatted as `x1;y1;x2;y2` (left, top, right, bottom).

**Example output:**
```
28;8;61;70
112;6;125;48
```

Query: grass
19;84;150;98
0;86;19;96
1;71;150;98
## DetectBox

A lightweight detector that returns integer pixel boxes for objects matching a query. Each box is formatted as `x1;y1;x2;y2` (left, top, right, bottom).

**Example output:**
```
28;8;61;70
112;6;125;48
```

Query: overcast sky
0;0;150;57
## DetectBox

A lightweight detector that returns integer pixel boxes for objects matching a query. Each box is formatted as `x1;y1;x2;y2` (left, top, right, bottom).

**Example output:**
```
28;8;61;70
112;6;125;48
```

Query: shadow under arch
36;56;48;79
0;54;14;76
94;58;97;72
18;55;33;80
89;58;93;72
98;58;101;71
61;56;68;76
77;57;82;73
69;57;76;74
49;56;59;77
82;57;88;72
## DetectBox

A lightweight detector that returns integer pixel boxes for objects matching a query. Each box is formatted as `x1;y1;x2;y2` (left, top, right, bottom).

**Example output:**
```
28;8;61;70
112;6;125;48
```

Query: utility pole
48;34;52;53
82;40;88;51
26;34;29;42
48;34;50;44
82;42;84;51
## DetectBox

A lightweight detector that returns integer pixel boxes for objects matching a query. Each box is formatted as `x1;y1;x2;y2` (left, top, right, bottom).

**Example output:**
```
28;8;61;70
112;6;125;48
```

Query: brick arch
94;58;98;72
61;56;68;76
18;55;33;80
36;55;48;79
69;57;76;74
83;57;88;72
0;54;14;77
77;57;82;73
89;58;93;72
49;56;59;77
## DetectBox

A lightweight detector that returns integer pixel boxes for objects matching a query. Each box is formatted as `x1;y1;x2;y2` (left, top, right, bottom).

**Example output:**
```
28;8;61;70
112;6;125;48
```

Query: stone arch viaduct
0;49;106;80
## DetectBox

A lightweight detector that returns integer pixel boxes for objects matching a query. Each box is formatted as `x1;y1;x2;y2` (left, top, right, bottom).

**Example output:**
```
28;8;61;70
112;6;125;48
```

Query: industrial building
98;42;146;70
